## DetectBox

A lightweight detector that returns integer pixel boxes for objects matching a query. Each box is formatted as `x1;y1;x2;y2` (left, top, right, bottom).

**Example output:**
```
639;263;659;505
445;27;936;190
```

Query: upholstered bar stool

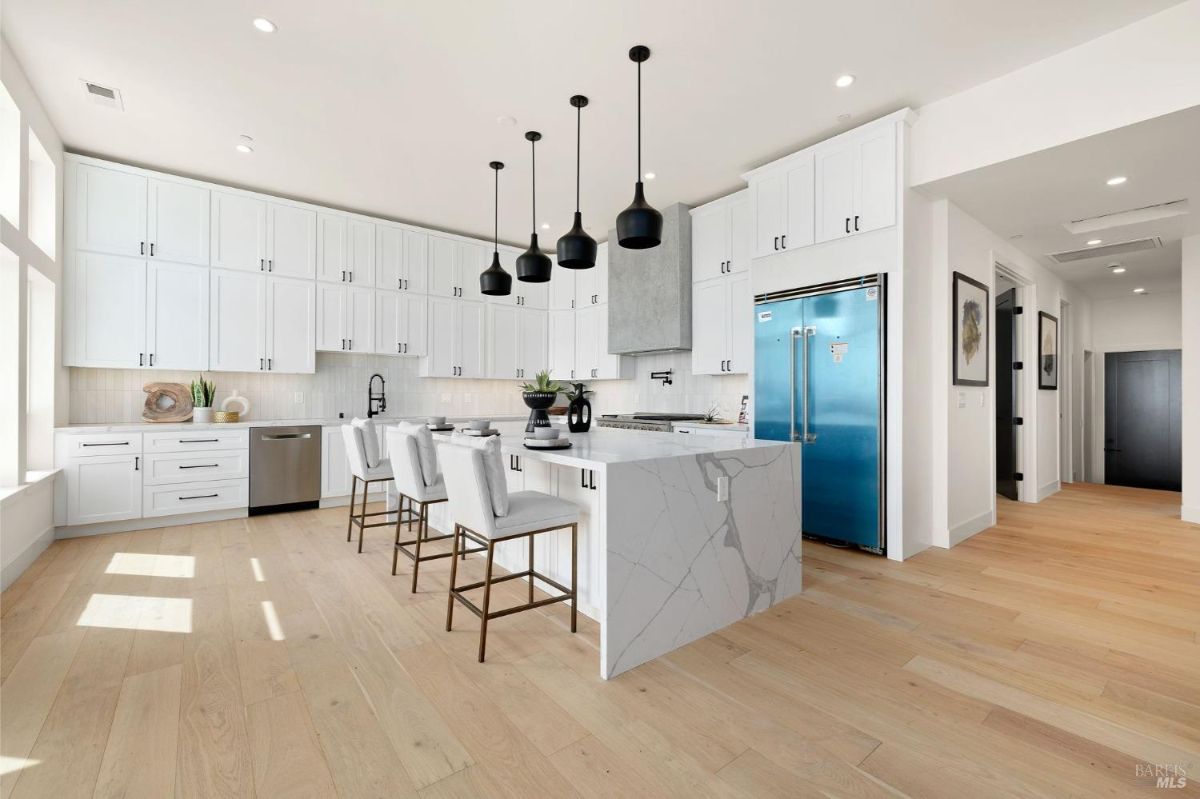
386;424;485;591
439;438;579;663
341;419;396;553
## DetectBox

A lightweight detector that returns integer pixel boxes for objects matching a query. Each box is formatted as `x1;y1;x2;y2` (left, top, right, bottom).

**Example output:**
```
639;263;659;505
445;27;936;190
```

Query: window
26;267;54;471
0;83;17;227
27;127;54;259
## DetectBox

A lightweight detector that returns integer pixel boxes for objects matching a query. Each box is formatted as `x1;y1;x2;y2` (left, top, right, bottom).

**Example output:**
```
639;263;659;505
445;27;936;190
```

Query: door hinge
1013;416;1024;425
1014;472;1024;481
1013;361;1024;370
1014;306;1024;315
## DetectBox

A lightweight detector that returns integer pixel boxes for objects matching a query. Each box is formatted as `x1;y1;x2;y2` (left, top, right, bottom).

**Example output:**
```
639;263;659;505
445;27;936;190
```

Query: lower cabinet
64;454;143;526
143;479;249;518
321;425;386;499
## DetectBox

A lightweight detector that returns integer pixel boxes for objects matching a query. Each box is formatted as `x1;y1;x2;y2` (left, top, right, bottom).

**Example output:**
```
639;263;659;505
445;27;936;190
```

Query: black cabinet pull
781;235;787;249
267;358;272;370
179;463;219;469
260;258;265;271
268;259;273;272
854;215;860;231
178;438;218;443
581;469;587;488
404;278;408;289
140;241;145;255
845;218;850;234
589;471;596;490
179;493;219;501
82;441;130;447
139;352;144;366
149;353;154;366
149;243;155;256
773;236;779;251
260;357;264;370
134;456;140;471
342;270;347;282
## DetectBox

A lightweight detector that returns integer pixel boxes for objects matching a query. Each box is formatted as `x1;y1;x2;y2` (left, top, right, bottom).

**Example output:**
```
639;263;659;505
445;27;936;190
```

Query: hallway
1;483;1196;797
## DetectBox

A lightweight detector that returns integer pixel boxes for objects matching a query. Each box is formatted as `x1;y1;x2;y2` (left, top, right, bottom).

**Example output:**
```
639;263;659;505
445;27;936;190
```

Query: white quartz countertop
54;415;530;434
423;421;787;469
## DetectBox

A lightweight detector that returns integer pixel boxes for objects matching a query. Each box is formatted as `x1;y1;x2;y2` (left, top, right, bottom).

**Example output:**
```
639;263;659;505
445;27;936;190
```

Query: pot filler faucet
367;374;386;418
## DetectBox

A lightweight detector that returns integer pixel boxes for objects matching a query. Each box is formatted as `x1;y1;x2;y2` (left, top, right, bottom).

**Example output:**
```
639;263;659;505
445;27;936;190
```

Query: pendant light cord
636;59;642;181
576;105;582;212
493;167;499;252
531;137;537;232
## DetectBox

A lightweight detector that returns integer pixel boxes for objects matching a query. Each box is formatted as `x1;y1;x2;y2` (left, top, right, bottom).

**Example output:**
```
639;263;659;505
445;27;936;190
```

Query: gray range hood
606;203;692;354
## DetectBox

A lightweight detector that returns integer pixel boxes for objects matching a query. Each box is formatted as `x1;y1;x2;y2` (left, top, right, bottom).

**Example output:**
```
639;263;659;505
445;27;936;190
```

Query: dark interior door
1105;350;1182;491
995;289;1018;500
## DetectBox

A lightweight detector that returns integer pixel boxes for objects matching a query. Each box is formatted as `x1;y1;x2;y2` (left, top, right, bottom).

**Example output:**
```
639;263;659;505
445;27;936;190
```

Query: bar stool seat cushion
452;433;508;517
396;421;439;486
418;475;448;502
350;418;381;468
357;458;393;482
491;491;579;538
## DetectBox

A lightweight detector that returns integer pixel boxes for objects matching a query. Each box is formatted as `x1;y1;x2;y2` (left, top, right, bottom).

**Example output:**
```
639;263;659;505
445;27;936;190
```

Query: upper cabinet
421;296;484;378
691;192;752;282
211;190;315;278
743;112;904;257
814;123;896;243
487;246;547;309
74;164;209;265
317;214;376;286
209;269;314;373
574;241;610;308
549;265;576;310
376;225;429;294
428;235;487;301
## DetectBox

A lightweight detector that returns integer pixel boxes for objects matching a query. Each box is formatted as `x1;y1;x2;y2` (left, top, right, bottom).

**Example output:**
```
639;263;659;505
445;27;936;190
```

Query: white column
1182;234;1200;524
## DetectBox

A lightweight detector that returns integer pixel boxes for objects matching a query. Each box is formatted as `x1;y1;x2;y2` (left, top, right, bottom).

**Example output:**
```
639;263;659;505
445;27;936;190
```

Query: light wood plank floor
2;483;1197;798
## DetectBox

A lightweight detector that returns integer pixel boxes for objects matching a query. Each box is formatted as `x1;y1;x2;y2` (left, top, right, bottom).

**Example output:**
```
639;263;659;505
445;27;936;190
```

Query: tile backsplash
68;351;748;426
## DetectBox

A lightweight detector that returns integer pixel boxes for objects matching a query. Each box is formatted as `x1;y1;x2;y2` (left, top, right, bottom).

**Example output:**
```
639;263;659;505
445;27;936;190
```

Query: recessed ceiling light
1106;176;1127;186
252;17;277;33
1109;265;1126;274
496;115;517;127
235;135;254;154
643;172;656;180
1133;287;1146;294
835;74;855;88
540;222;550;230
1087;238;1102;245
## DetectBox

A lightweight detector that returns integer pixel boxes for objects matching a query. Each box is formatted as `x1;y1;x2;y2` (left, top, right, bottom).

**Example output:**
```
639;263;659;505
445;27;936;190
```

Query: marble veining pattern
603;444;802;677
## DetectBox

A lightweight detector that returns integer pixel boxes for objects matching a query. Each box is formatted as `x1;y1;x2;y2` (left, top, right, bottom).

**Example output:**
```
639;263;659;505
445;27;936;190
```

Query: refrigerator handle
802;326;816;444
789;328;800;442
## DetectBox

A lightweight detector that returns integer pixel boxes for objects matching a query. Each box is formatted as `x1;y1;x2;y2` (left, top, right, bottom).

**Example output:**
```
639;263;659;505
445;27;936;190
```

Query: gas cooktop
597;413;707;432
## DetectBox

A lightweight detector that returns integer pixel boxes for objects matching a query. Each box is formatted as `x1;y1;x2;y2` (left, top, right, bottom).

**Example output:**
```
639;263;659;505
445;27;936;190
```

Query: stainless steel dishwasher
249;425;322;514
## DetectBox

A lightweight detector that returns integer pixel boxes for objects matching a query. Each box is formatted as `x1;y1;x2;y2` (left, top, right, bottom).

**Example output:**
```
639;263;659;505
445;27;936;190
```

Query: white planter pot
193;407;214;423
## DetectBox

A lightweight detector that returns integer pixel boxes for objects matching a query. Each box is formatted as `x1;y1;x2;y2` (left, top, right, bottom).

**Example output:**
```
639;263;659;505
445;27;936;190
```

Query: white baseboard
1183;505;1200;525
1037;481;1061;502
948;510;995;547
56;508;247;538
1;523;55;591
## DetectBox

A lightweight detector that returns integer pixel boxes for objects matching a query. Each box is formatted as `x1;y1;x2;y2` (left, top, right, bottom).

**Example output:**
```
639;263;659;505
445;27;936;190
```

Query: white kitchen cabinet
815;123;895;242
143;479;249;518
148;178;209;265
317;283;374;353
428;234;459;298
458;240;487;303
520;308;548;379
321;425;386;499
267;203;317;278
211;191;267;272
209;268;265;372
209;269;313;373
74;163;147;258
549;266;576;310
142;450;249;486
422;296;485;378
574;304;629;380
375;290;427;356
751;153;814;258
65;454;143;525
547;308;576;381
71;252;146;368
691;191;752;283
488;304;520;379
265;276;317;372
489;246;548;308
347;219;375;286
378;226;429;294
316;212;349;283
574;241;609;308
691;271;752;376
146;260;209;370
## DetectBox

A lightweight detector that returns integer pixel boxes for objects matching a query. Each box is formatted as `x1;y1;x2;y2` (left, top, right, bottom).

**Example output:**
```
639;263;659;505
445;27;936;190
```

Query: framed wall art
952;271;989;387
1038;311;1058;390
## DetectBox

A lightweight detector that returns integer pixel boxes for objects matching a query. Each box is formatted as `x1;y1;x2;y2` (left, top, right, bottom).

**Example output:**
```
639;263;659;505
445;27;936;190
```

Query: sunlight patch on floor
0;756;41;777
105;552;195;578
76;593;193;633
250;557;265;582
261;600;285;641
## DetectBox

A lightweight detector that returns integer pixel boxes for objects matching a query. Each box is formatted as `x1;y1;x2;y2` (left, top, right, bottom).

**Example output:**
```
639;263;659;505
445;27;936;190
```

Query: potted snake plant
520;369;563;433
190;375;216;423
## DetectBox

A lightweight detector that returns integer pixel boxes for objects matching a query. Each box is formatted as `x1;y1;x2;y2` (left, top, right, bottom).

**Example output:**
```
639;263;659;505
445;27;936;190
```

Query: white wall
1182;235;1200;524
0;37;66;588
922;199;1091;547
910;0;1200;186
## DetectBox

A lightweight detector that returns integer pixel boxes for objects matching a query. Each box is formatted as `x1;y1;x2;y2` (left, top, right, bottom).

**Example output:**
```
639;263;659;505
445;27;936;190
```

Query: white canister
221;390;251;419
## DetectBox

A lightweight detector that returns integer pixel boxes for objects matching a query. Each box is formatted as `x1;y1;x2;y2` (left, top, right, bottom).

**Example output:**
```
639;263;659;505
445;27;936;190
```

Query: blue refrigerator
754;277;885;553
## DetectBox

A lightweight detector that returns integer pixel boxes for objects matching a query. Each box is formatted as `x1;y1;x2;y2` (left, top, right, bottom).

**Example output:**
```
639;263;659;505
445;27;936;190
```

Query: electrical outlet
717;475;730;502
957;391;967;409
293;392;303;404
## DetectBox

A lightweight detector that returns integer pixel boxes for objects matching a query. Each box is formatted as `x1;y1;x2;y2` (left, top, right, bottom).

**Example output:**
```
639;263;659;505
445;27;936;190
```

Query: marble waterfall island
390;424;802;679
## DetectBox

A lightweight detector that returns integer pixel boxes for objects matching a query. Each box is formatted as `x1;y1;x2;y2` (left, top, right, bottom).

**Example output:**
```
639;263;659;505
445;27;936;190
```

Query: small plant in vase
190;375;216;423
702;404;720;423
520;370;563;433
564;382;593;433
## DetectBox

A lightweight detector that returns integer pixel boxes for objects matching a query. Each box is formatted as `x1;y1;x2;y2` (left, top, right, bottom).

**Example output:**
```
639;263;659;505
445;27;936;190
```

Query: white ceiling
2;0;1180;247
921;104;1200;300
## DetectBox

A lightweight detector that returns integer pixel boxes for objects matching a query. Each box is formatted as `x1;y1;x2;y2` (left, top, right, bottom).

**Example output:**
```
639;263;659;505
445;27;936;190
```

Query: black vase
522;391;557;434
567;384;591;433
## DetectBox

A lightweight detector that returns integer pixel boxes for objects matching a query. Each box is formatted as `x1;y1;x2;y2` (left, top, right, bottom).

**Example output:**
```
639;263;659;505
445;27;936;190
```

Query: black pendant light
556;95;597;269
616;45;662;249
479;161;512;296
515;130;553;282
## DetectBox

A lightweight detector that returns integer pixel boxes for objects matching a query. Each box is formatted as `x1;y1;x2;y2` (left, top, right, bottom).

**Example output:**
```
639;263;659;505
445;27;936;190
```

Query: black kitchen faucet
367;374;386;418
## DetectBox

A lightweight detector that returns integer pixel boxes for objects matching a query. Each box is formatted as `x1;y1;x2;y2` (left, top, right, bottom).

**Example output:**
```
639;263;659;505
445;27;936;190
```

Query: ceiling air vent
81;80;123;110
1062;200;1189;234
1048;237;1162;264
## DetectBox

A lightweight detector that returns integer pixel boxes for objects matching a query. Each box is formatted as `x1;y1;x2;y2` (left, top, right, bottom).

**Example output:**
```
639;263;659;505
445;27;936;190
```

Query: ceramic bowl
427;416;446;426
468;419;491;431
533;426;560;440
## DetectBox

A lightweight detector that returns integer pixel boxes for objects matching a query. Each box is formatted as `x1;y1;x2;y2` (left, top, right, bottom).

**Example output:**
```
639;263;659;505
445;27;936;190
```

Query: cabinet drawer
142;478;248;517
64;433;144;457
144;429;249;453
143;450;249;486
